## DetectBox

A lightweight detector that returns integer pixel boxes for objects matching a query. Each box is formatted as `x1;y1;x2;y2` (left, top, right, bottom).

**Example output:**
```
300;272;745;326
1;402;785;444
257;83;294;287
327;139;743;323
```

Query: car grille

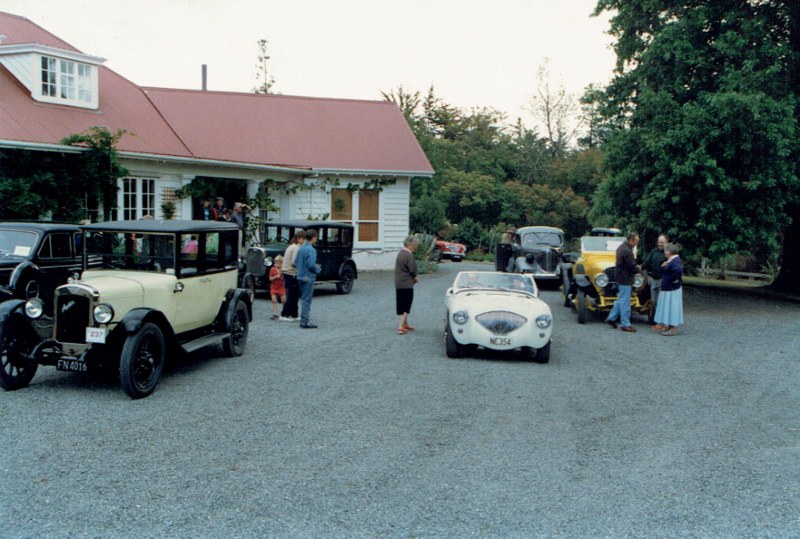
524;250;558;273
475;311;527;335
0;268;12;287
603;268;620;297
55;293;91;343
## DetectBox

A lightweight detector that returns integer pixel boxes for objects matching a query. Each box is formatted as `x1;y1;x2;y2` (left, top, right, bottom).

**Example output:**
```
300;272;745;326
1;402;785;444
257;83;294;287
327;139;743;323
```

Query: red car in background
432;239;466;262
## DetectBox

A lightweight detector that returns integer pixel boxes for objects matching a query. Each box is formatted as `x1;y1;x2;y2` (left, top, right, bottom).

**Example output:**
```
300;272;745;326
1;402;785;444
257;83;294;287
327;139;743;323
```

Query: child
269;255;287;320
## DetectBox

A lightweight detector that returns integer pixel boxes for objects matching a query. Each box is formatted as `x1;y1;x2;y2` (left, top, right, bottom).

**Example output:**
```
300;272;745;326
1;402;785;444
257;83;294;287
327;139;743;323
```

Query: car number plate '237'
490;336;512;346
86;327;107;344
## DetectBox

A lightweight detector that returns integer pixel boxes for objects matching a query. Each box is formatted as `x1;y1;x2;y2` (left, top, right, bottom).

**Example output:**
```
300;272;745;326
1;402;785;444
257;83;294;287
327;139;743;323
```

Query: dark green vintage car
241;220;358;295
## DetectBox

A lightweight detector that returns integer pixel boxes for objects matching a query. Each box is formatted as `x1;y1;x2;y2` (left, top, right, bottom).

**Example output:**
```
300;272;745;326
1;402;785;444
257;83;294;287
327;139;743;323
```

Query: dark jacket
661;256;683;291
615;241;638;286
395;249;418;289
641;247;667;280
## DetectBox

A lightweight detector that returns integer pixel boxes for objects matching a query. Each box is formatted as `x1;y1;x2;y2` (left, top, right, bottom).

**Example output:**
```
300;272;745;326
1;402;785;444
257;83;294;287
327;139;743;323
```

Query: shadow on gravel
445;347;550;364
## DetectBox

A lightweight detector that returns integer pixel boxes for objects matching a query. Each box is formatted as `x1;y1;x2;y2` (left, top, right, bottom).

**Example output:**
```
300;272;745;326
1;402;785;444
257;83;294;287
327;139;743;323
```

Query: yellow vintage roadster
561;235;651;324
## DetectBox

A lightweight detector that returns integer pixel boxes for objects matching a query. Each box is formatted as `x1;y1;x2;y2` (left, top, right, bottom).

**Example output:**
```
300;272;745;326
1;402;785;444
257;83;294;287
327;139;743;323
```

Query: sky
0;0;617;130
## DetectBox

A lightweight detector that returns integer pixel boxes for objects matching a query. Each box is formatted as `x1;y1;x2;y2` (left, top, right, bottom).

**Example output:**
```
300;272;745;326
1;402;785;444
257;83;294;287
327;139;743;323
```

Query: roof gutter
0;139;83;154
117;150;312;175
312;167;434;178
0;140;435;177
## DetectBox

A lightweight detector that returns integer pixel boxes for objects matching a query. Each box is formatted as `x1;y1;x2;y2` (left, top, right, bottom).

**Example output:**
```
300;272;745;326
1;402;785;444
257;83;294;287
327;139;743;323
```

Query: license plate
86;327;107;344
490;337;512;346
57;358;87;372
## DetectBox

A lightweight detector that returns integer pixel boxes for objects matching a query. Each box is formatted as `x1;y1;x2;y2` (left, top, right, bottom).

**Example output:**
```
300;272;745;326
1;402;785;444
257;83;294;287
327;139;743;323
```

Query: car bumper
451;320;551;351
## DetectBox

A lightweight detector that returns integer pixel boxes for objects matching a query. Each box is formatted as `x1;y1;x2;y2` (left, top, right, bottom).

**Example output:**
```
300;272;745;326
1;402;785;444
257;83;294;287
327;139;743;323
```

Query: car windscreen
581;236;624;252
455;272;535;294
85;231;175;272
0;229;39;258
521;231;562;247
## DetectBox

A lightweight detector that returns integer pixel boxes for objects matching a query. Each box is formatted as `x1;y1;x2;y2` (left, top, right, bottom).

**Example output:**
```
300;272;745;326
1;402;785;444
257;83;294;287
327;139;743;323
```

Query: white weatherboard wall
353;177;411;271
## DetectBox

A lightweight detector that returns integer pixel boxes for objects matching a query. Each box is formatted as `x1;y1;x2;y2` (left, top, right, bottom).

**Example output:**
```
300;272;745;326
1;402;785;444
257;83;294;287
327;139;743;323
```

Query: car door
173;232;216;334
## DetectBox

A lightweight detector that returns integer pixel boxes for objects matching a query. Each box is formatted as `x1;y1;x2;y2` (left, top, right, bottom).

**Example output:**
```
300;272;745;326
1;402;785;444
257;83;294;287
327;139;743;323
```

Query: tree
527;59;581;158
253;39;276;94
593;0;800;290
60;127;129;221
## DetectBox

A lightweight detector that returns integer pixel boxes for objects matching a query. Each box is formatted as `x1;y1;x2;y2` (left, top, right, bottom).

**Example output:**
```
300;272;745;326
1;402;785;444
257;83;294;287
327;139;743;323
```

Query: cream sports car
444;271;552;362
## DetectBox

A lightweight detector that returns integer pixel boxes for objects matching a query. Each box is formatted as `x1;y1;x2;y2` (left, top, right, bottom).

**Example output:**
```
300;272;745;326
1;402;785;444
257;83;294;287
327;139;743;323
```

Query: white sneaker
279;316;294;322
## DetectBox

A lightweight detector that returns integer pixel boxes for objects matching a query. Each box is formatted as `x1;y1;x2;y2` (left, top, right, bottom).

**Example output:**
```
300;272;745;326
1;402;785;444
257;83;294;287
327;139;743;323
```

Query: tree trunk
773;214;800;293
772;1;800;294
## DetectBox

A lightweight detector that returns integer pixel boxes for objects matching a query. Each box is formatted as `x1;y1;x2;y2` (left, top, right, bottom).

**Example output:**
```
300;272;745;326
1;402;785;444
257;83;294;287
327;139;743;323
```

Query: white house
0;11;434;270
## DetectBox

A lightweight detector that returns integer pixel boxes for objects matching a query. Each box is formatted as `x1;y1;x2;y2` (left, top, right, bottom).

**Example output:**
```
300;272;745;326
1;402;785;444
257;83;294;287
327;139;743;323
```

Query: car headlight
453;310;469;324
265;256;273;267
24;298;44;319
93;303;115;324
594;272;609;288
633;274;644;288
536;314;552;328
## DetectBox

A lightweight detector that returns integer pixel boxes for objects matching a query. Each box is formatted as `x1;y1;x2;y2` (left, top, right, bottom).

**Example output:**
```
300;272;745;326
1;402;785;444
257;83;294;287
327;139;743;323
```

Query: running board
181;332;228;354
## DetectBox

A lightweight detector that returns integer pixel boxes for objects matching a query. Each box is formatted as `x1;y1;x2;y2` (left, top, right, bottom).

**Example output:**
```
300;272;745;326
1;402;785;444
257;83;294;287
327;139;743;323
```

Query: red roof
143;88;433;172
0;11;433;175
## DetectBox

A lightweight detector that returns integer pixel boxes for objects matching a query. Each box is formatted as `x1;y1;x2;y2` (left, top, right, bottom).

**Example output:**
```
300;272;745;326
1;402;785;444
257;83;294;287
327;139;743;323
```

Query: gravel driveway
1;261;798;538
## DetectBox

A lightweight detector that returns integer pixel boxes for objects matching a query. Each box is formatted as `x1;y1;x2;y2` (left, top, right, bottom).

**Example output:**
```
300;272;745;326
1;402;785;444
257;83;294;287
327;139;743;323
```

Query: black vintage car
496;226;565;282
242;220;358;295
0;223;85;312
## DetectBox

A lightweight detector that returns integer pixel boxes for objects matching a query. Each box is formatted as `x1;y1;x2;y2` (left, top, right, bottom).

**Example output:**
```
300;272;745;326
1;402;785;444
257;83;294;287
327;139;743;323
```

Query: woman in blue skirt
653;243;683;336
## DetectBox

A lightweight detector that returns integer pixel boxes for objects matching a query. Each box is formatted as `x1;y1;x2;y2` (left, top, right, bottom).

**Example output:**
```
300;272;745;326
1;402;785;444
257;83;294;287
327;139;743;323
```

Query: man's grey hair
403;236;419;247
665;242;681;255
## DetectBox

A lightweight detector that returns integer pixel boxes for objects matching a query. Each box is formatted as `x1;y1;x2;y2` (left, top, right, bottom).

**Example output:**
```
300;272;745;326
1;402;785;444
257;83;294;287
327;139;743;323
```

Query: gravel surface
1;261;799;538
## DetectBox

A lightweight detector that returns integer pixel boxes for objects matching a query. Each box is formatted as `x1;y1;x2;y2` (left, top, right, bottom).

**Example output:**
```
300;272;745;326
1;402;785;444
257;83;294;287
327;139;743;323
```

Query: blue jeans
607;284;632;327
299;277;315;325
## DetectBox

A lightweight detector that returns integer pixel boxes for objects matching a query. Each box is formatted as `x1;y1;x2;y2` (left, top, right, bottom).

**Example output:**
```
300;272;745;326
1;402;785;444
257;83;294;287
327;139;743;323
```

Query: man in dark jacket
605;232;640;332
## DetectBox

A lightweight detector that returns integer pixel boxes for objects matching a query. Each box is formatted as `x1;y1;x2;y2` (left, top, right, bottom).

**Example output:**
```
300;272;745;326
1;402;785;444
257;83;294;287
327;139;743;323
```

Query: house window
41;57;56;96
77;64;93;102
330;188;380;243
358;189;379;242
39;55;94;104
120;178;156;221
60;59;75;99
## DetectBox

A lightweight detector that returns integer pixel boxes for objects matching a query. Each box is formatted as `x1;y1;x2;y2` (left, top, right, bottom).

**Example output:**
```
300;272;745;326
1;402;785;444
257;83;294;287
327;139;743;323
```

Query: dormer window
40;55;94;104
0;43;103;110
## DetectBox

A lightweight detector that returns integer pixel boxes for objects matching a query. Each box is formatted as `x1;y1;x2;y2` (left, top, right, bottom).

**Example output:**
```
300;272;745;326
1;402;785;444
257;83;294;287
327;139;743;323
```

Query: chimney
201;64;207;91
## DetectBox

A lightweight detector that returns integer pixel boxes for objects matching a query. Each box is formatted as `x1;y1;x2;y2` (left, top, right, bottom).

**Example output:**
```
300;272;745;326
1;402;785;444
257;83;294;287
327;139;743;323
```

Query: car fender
574;263;591;288
0;298;27;325
338;260;358;280
221;289;252;331
120;308;176;342
8;261;37;296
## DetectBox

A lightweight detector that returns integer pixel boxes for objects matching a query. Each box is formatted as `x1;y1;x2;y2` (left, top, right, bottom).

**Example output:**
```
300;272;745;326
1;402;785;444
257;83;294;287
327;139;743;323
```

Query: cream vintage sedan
444;271;552;362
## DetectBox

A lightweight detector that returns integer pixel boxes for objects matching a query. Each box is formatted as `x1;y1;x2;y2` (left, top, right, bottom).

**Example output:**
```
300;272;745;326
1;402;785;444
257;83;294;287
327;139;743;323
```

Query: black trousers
281;274;300;318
